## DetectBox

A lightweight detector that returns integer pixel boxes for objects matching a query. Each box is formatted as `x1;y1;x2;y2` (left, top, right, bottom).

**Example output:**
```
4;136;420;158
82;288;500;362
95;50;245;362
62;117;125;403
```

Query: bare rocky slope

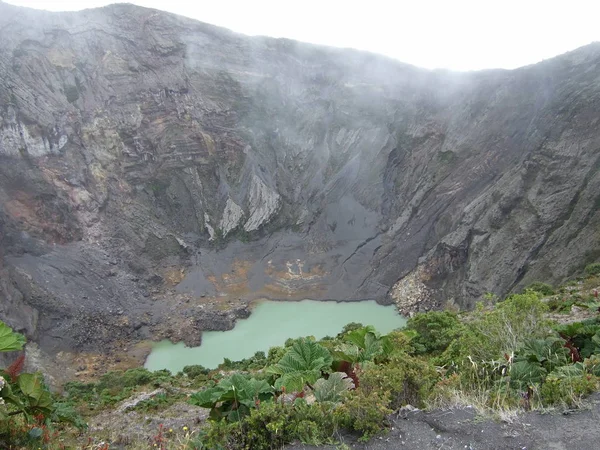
1;1;600;360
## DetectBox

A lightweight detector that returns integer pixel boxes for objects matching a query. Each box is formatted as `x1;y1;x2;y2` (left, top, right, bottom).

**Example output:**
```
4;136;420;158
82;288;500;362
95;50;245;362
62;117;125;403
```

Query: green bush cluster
181;364;210;380
526;282;556;296
201;400;341;449
405;311;463;355
439;291;551;366
191;332;410;447
584;262;600;276
188;289;600;448
336;390;391;439
426;296;600;410
359;354;438;409
546;290;600;314
540;374;597;407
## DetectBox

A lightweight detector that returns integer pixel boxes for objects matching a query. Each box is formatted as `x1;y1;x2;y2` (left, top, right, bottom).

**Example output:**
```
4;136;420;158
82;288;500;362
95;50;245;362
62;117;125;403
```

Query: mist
4;0;600;70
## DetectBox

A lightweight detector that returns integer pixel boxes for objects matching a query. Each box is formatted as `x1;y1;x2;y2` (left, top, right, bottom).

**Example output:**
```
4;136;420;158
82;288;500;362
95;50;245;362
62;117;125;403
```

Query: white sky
4;0;600;71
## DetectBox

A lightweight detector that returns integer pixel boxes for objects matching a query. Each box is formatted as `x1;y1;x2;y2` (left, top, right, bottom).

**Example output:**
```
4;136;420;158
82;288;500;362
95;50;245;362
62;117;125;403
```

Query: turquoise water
145;299;406;372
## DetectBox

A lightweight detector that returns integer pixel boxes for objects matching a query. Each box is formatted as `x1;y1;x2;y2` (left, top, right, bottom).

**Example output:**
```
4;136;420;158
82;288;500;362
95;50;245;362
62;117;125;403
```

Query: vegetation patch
0;322;86;447
585;263;600;277
2;267;600;448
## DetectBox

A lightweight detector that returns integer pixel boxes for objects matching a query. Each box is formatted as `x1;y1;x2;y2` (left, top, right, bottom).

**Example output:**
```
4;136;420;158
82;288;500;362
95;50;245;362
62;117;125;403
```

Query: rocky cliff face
1;2;599;357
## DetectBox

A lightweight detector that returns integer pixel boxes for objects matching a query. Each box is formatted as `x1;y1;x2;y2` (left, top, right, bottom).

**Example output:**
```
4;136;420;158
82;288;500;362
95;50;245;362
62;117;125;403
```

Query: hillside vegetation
0;264;599;449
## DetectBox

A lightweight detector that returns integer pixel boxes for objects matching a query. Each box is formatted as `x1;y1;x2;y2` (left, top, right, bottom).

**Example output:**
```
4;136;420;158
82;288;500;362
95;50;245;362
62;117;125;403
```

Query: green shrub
546;296;573;313
584;263;600;276
219;358;235;370
200;399;340;449
130;392;178;412
335;389;391;440
182;365;209;379
218;351;271;372
200;418;245;449
63;381;95;402
98;387;132;406
405;311;463;355
240;401;294;448
584;355;600;376
65;368;176;410
50;402;87;429
248;351;267;369
359;354;438;409
266;346;287;365
385;329;420;355
447;292;550;363
288;400;340;445
526;282;555;296
122;368;156;386
540;375;598;407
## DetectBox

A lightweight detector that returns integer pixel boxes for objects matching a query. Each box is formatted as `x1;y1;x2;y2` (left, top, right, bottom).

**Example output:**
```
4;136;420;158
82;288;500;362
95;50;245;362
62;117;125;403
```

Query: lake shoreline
145;299;406;372
247;294;394;310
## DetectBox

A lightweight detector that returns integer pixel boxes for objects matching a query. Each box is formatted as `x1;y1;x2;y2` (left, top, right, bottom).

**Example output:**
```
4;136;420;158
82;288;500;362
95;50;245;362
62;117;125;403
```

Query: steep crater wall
0;2;599;358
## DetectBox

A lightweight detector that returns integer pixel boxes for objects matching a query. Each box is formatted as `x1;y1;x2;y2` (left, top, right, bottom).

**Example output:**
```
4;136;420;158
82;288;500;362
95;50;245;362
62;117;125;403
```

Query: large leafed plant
267;338;333;392
189;374;274;421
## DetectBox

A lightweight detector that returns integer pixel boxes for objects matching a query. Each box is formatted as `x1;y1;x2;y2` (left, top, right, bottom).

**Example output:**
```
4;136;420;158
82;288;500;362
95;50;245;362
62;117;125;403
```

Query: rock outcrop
0;2;599;355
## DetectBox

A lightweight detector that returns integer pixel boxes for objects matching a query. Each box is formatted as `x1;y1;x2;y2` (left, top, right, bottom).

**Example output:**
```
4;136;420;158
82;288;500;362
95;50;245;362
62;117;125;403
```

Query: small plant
151;423;167;449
